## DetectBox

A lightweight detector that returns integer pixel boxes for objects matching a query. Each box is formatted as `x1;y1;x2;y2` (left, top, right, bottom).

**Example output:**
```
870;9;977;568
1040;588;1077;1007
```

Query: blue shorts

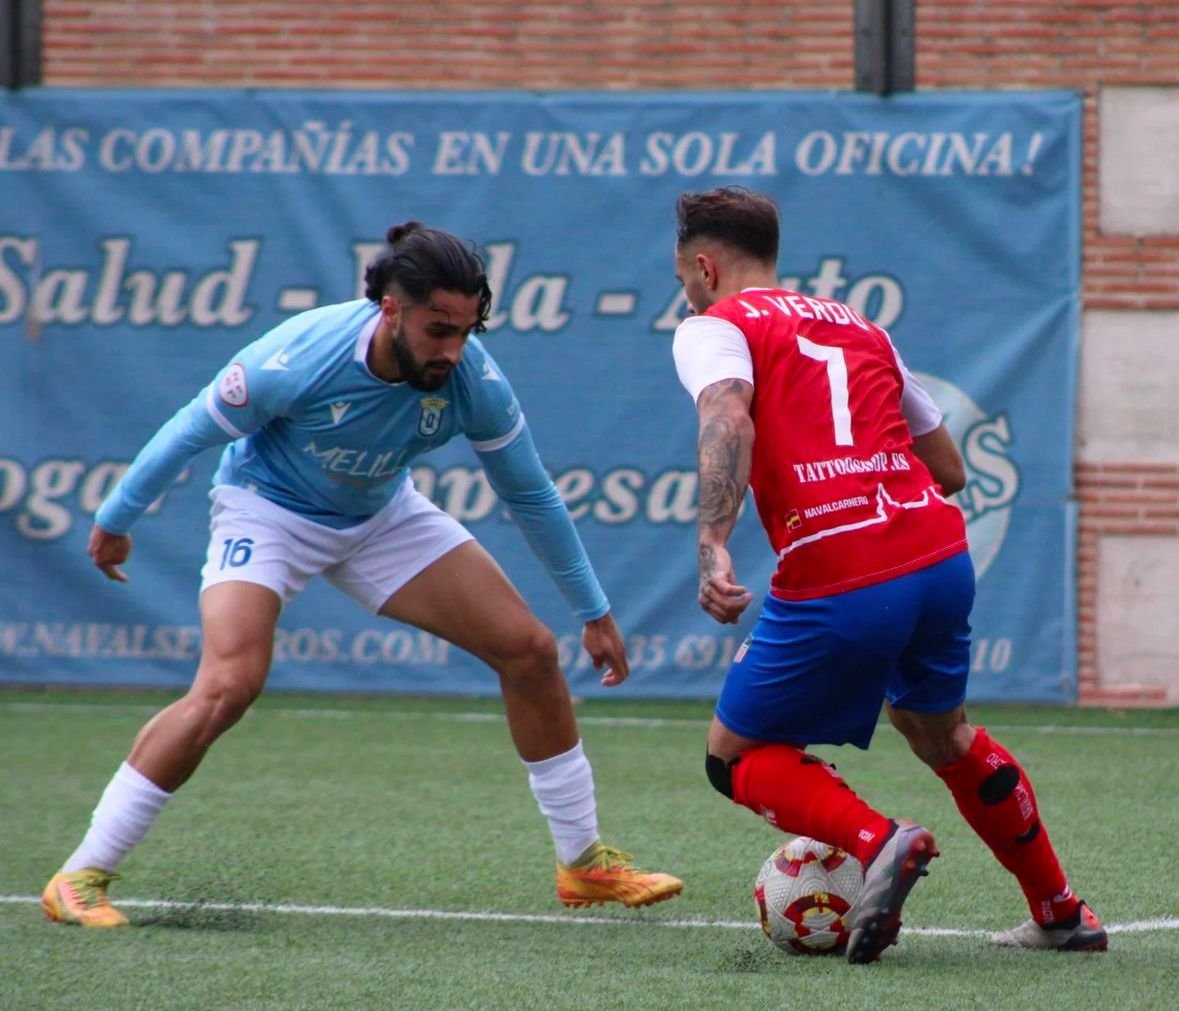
715;551;975;751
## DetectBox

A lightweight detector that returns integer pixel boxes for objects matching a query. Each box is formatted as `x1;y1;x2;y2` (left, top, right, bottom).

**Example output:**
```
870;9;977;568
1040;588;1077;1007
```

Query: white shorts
200;481;474;613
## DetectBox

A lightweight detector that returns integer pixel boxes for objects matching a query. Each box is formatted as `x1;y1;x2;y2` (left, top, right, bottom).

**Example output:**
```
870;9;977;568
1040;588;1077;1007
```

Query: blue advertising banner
0;89;1080;701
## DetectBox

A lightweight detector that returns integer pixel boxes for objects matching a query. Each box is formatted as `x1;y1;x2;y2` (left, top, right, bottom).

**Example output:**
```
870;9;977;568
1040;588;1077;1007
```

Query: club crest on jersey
417;396;449;436
219;363;249;407
785;509;802;532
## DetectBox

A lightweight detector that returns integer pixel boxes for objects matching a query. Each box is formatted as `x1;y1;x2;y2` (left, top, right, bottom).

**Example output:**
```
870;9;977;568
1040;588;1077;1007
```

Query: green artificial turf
2;689;1176;1010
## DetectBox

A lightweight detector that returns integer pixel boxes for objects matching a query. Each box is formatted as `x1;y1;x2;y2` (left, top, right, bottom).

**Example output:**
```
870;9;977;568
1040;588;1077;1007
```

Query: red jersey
703;288;967;600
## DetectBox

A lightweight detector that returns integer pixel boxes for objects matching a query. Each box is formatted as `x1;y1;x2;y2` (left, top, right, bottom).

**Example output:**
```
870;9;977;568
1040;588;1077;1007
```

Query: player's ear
696;252;718;291
380;293;402;326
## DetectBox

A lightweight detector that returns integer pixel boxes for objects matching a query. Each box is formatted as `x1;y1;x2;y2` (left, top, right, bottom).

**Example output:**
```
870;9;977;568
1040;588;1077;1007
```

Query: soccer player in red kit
671;186;1106;963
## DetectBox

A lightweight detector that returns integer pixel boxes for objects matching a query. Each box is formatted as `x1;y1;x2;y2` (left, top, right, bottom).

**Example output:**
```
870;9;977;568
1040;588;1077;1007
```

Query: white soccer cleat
992;902;1108;952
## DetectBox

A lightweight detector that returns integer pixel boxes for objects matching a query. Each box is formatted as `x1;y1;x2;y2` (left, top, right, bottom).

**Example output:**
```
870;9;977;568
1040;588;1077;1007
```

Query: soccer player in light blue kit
42;222;683;927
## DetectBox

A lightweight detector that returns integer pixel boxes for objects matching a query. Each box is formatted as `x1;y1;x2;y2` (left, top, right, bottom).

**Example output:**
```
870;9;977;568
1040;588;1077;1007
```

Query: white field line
1;894;1176;936
1;700;1178;737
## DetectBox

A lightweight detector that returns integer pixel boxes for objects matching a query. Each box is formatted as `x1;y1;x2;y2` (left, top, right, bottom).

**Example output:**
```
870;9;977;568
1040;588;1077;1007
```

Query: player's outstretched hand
88;524;132;583
582;612;630;687
698;543;752;624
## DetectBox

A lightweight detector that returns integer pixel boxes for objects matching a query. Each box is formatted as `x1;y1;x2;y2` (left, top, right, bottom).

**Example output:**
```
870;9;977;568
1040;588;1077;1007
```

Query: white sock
62;762;173;873
524;739;600;865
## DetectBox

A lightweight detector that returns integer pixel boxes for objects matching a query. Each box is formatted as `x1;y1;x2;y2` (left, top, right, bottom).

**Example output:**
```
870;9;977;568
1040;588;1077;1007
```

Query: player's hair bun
363;221;490;329
387;221;425;245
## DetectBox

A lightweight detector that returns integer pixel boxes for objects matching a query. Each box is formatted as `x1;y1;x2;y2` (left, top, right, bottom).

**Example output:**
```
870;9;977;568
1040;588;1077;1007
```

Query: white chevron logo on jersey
261;349;290;371
481;361;500;382
329;401;351;425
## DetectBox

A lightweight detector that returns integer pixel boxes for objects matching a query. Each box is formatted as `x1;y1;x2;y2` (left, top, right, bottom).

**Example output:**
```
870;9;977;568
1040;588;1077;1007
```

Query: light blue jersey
96;299;608;620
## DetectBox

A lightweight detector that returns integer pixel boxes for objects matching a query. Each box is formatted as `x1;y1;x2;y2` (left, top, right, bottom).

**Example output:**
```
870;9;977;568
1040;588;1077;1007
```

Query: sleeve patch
218;362;249;407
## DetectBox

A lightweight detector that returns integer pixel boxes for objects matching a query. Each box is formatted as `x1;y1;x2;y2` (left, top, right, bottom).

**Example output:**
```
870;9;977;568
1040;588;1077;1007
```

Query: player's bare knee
909;721;973;769
891;705;973;769
922;719;974;767
496;623;560;688
188;673;260;742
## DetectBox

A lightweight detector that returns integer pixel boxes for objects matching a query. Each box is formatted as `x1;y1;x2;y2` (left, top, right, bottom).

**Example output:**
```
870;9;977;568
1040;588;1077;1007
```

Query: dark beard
391;327;451;391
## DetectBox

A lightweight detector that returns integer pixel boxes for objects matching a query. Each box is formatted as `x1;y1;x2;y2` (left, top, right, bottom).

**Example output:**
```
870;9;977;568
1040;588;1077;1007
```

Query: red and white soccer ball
753;836;864;956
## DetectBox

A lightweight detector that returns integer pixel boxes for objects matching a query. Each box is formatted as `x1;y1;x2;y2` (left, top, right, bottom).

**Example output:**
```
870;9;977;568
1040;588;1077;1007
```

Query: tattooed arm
695;378;756;624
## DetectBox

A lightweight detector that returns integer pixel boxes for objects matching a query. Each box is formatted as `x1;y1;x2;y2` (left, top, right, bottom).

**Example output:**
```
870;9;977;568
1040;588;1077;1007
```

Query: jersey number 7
797;336;853;447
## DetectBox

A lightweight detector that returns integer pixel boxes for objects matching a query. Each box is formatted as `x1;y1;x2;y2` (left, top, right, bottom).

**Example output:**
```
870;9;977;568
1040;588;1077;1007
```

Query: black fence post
854;0;915;96
2;0;42;89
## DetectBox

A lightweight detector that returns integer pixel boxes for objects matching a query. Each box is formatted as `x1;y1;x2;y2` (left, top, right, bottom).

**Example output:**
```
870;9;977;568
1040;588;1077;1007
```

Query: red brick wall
39;1;1179;702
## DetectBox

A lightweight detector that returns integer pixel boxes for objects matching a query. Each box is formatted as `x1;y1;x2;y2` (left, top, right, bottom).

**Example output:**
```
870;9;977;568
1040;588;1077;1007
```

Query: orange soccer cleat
41;869;129;928
556;841;683;909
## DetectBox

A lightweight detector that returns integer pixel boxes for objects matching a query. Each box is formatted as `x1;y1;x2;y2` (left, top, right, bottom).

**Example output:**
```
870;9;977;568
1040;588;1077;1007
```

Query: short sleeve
882;332;943;437
672;315;754;403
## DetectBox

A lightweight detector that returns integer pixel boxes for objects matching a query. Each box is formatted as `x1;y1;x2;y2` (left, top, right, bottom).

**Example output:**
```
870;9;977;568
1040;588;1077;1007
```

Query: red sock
936;727;1078;925
730;744;893;866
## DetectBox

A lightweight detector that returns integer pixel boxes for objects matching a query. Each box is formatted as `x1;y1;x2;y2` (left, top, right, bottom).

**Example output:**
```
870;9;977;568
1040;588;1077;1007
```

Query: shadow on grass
135;903;271;932
719;941;801;972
